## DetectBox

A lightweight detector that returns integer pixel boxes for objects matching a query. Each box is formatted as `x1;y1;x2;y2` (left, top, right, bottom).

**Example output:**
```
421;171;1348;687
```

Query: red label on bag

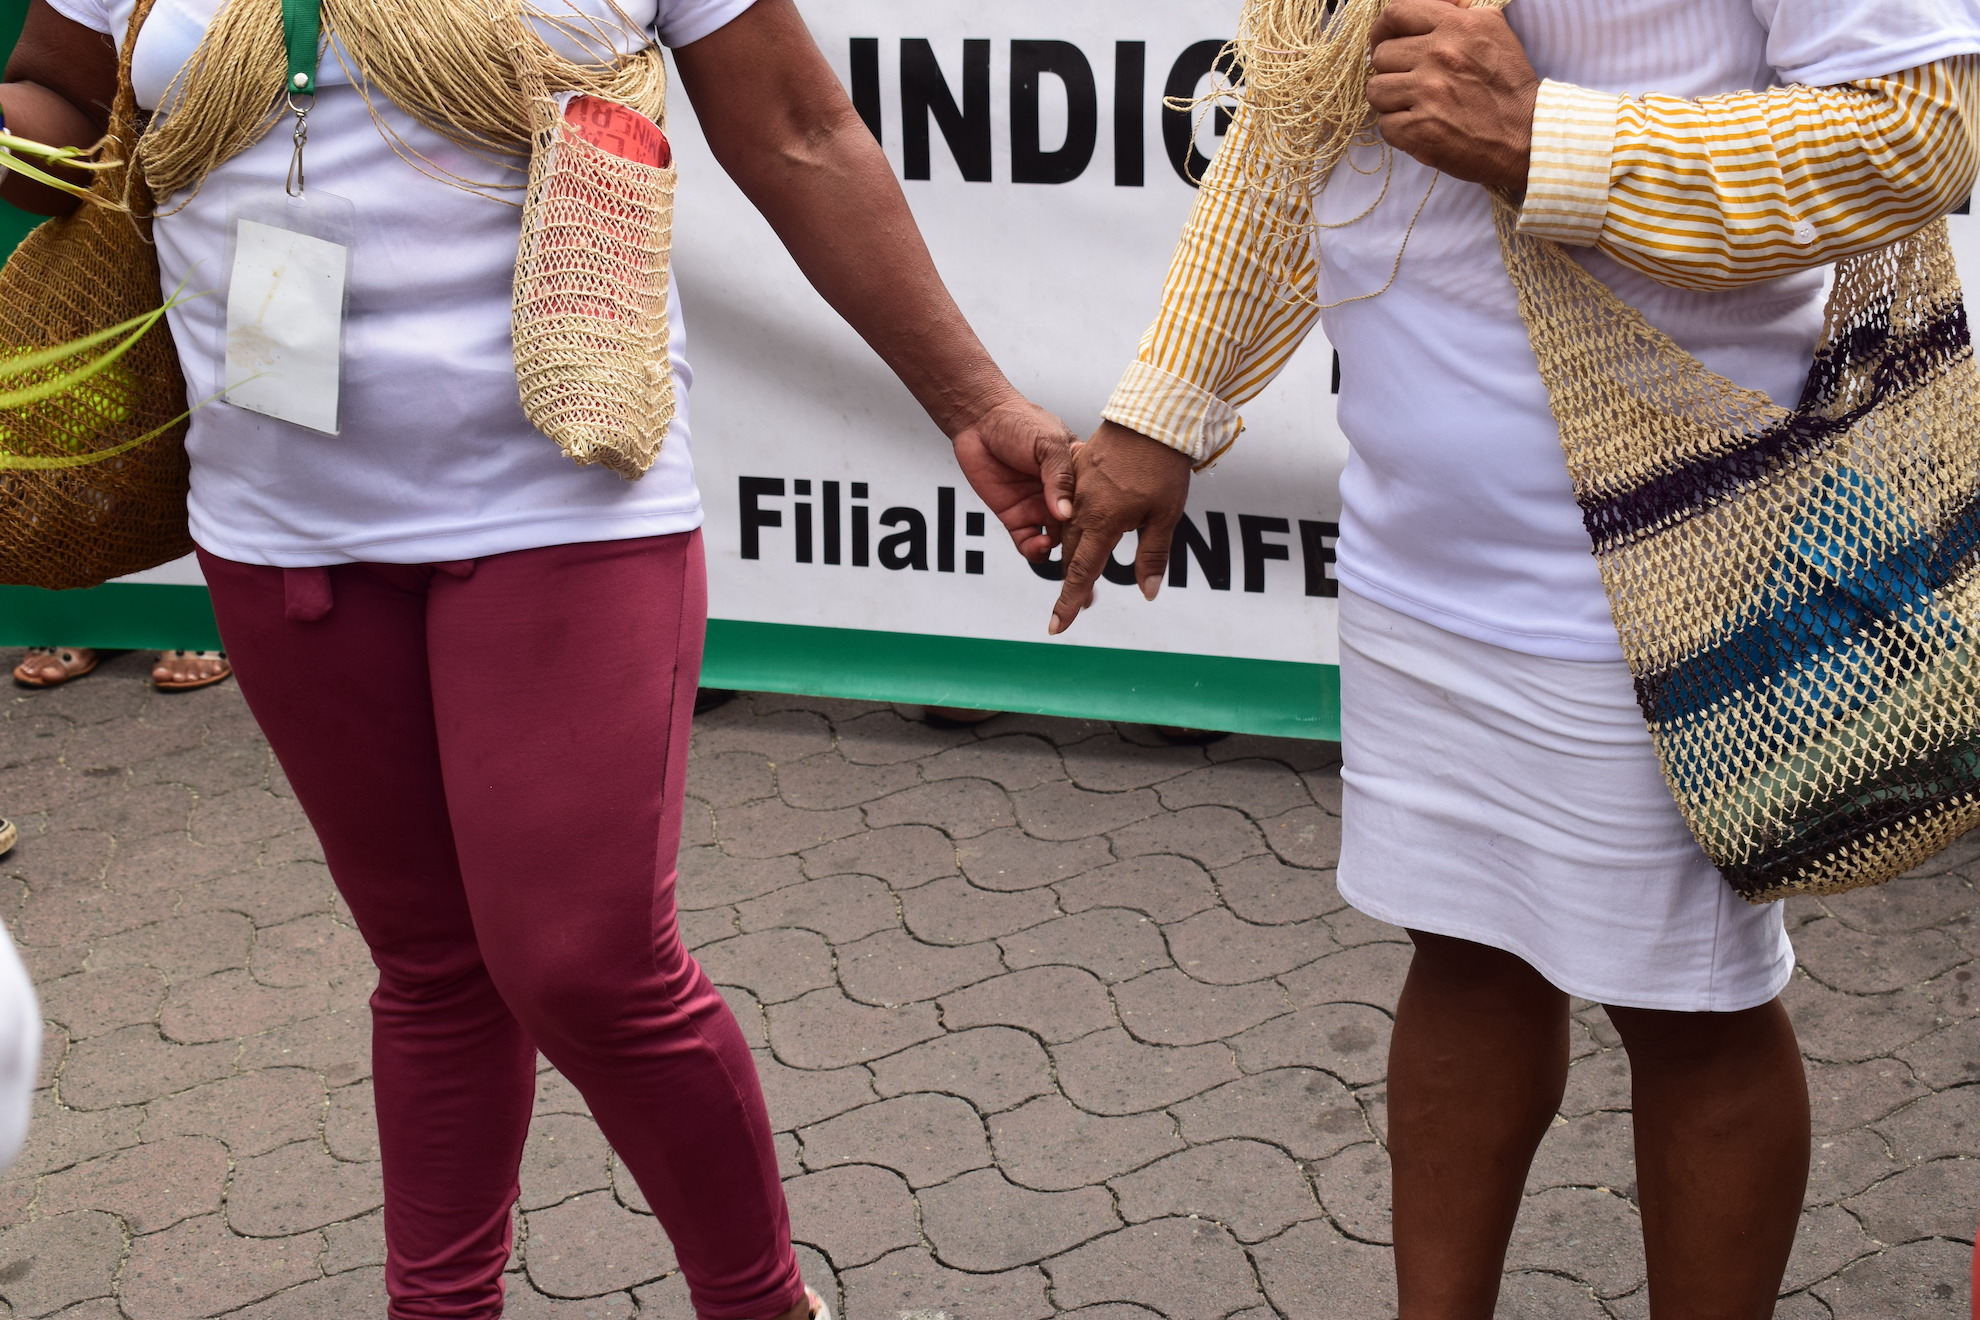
563;95;671;169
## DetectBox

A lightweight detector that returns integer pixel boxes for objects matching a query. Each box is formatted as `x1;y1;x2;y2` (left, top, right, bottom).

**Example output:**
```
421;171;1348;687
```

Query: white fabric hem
1337;872;1795;1014
1335;563;1626;662
189;504;706;568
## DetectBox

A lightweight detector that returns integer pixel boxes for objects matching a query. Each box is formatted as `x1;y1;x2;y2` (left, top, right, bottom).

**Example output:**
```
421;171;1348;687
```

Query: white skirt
1336;590;1793;1012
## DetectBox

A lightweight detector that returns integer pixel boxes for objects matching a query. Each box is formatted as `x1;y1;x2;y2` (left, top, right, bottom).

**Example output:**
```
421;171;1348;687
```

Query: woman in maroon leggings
0;0;1074;1315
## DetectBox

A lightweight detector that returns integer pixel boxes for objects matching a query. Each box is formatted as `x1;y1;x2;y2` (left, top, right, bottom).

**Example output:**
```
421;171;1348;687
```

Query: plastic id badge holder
220;0;352;434
221;188;353;434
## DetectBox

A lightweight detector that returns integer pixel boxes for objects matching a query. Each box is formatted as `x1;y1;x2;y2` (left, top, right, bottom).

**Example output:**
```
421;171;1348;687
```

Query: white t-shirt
50;0;754;566
1320;0;1980;660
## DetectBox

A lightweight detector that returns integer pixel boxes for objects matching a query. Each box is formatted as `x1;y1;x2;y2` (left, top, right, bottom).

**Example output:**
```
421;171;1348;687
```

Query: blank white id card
223;211;351;434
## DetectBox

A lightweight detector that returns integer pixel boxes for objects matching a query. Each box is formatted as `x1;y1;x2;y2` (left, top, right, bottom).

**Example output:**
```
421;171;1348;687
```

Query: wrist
932;370;1021;441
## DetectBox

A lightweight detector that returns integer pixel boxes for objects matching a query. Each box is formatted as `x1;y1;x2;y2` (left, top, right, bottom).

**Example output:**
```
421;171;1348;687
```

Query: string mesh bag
1493;208;1980;901
1214;0;1980;899
0;0;194;590
510;59;678;479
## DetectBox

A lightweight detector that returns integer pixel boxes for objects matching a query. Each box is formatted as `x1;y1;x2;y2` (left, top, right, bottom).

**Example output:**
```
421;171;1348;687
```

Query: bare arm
0;0;116;215
671;0;1073;560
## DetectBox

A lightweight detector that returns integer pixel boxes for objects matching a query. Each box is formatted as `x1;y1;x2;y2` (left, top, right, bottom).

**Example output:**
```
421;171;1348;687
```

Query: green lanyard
280;0;322;193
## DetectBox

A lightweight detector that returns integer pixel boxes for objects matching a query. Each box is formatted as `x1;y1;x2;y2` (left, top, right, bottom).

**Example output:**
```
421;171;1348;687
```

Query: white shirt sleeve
41;0;117;37
0;924;41;1172
1751;0;1980;85
651;0;756;50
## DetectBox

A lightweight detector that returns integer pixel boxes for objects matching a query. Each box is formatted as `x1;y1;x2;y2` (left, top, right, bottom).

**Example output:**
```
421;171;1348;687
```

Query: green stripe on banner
702;619;1339;741
0;584;1339;739
0;583;224;650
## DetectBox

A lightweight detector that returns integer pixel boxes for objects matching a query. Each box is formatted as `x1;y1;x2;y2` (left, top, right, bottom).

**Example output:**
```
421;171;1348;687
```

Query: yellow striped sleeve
1519;57;1980;291
1103;105;1321;468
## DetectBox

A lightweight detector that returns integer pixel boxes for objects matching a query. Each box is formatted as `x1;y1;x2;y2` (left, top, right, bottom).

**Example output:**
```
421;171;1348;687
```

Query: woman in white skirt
1052;0;1980;1314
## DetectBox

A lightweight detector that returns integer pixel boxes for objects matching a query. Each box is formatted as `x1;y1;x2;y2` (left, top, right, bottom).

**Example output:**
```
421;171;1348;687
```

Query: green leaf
0;152;99;202
0;405;192;469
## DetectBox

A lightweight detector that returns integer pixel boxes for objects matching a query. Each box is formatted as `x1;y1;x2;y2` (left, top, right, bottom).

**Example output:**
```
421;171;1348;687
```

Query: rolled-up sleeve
1518;56;1980;290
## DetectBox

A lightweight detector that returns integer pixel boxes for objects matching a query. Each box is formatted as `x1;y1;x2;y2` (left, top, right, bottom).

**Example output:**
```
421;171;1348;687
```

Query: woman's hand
1367;0;1541;194
950;396;1078;562
0;1;116;216
675;1;1074;563
1049;421;1193;635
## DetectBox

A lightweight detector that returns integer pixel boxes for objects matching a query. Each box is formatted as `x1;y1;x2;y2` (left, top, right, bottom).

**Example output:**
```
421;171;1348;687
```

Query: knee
490;944;710;1056
1605;998;1797;1071
1406;929;1561;999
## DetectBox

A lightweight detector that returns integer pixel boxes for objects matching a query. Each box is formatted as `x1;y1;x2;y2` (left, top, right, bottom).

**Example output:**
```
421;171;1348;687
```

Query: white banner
671;0;1351;668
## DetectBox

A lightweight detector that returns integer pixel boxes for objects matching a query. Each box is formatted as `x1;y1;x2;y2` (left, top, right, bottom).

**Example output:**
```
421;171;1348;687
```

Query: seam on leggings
652;541;800;1320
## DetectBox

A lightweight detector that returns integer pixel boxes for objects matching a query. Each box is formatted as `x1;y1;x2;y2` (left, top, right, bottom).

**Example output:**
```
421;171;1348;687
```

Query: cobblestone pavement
0;649;1973;1318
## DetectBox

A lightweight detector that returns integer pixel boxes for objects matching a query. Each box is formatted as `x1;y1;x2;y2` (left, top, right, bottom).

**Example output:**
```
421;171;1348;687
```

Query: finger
1368;32;1436;75
1365;72;1419;115
994;495;1056;558
1038;430;1077;526
1051;519;1121;636
1134;513;1179;602
1368;0;1461;48
1050;518;1089;634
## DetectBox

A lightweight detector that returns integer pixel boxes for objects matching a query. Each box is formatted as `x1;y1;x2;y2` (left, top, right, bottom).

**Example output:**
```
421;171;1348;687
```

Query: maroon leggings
200;533;802;1320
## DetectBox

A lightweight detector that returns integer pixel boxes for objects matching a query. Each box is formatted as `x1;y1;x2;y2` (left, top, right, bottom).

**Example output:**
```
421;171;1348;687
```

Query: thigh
199;551;477;963
423;533;705;1001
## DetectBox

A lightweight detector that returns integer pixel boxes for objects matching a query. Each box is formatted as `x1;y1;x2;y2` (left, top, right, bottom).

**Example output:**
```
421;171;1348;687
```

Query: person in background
1;0;1072;1316
0;819;38;1171
12;648;230;691
1053;0;1979;1315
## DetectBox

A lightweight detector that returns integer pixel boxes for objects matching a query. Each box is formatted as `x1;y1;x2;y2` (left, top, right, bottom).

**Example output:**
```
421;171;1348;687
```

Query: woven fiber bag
0;0;193;590
510;63;677;479
1494;206;1980;901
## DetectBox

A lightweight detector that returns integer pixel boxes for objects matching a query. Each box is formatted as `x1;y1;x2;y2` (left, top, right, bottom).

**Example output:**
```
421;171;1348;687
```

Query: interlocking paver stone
765;988;942;1068
1172;1068;1369;1161
227;1139;383;1236
843;1244;1053;1320
868;1027;1054;1113
957;828;1111;892
863;779;1014;839
120;1214;321;1320
1110;1139;1319;1243
1051;1029;1239;1116
1227;1003;1391;1086
8;674;1977;1318
522;1190;674;1297
736;874;897;944
988;1095;1183;1191
694;930;836;1005
1249;1217;1397;1318
1000;909;1170;984
0;1210;124;1316
802;825;957;889
836;930;1003;1006
1045;1218;1263;1320
900;876;1059;946
939;966;1115;1043
919;1168;1118;1270
37;1136;228;1232
1112;970;1287;1047
1055;855;1219;923
799;1093;990;1188
783;1164;918;1268
1846;1157;1980;1245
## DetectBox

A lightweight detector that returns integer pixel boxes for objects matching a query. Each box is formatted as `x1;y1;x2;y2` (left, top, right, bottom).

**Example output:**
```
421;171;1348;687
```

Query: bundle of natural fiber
0;0;193;590
1494;206;1980;901
138;0;676;476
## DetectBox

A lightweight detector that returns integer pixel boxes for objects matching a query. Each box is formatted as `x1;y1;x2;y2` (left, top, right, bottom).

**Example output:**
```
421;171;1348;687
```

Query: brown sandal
152;651;232;692
12;647;99;688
